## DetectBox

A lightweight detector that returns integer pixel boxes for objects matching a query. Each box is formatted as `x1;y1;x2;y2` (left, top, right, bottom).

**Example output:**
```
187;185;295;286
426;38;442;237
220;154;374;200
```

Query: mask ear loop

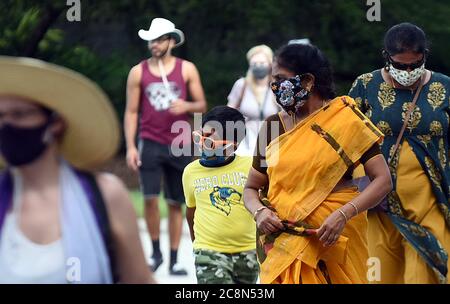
42;128;53;144
422;49;429;66
42;112;60;144
382;49;390;71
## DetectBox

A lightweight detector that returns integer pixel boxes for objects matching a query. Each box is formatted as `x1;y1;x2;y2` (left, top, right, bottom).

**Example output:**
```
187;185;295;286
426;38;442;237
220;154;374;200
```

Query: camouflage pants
194;249;259;284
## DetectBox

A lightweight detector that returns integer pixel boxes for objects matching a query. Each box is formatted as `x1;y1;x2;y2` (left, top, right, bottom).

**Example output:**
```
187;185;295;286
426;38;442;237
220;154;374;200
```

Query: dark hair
274;43;336;100
384;22;429;56
202;106;246;143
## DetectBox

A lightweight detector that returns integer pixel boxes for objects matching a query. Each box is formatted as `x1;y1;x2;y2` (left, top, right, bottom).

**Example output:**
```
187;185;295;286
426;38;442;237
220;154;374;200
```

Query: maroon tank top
139;58;190;146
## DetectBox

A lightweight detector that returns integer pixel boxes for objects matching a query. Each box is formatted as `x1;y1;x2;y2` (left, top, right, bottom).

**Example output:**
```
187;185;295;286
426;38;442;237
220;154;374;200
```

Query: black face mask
0;122;51;167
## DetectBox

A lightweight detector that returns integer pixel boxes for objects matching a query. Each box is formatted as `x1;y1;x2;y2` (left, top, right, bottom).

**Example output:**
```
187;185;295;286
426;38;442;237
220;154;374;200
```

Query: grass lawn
129;190;169;218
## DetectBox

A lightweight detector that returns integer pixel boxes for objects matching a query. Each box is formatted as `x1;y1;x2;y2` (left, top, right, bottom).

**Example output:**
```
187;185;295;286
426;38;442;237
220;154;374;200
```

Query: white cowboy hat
0;56;120;170
138;18;185;47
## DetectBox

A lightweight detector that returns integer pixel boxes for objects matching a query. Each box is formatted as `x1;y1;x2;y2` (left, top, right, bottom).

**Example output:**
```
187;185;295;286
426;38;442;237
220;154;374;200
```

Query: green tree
1;0;450;139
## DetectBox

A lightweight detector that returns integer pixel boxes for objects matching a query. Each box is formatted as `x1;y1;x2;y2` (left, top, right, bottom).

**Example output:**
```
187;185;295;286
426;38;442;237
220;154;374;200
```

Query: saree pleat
269;189;369;284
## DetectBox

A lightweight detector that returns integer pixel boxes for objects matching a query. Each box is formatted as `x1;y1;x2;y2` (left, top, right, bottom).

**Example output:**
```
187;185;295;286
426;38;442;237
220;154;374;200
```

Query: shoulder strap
259;86;271;120
77;171;119;283
388;76;425;163
235;78;247;110
0;171;12;231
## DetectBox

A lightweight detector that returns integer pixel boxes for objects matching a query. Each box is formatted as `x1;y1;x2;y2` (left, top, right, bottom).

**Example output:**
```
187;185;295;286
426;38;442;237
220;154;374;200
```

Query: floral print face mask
389;64;425;87
271;74;311;113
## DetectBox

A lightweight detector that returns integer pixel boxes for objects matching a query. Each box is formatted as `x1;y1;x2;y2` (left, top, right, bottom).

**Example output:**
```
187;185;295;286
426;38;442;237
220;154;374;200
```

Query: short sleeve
360;143;382;164
227;78;245;108
348;76;367;113
182;166;196;208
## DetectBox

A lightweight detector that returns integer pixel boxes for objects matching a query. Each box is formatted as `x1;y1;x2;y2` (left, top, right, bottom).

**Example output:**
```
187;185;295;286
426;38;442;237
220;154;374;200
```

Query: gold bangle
253;206;268;220
349;202;359;215
338;209;348;223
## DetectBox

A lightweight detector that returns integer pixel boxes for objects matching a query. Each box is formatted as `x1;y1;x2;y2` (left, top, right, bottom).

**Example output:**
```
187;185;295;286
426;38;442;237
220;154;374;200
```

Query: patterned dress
349;70;450;283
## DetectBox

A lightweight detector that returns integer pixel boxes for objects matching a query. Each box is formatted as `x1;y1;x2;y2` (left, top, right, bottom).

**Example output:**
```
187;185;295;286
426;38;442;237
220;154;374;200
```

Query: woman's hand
314;209;348;247
256;208;285;235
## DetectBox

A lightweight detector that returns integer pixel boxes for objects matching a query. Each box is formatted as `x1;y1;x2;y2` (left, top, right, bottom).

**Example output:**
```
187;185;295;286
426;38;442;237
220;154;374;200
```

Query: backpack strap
76;170;119;283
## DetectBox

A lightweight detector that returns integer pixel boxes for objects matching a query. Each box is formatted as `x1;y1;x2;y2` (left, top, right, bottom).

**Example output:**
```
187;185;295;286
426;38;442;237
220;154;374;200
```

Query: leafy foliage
1;0;449;120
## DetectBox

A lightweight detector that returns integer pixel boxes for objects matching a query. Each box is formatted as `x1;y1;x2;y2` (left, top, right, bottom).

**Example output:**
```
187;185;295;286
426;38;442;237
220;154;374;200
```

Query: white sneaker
169;263;188;276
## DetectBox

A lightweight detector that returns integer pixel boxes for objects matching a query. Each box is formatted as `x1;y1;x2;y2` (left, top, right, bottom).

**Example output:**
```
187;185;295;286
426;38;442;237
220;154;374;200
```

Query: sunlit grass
129;190;168;218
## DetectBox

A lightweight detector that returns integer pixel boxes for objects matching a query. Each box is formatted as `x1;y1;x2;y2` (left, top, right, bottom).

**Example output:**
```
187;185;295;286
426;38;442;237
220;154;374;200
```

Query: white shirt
0;172;67;284
0;211;66;284
227;78;280;156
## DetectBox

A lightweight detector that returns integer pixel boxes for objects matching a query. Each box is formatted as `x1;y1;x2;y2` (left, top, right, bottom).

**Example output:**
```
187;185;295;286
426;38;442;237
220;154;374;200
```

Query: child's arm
182;167;196;242
186;207;196;242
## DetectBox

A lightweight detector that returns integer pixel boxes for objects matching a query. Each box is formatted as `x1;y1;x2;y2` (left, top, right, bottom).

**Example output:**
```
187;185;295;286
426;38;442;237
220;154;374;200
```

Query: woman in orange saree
244;43;393;284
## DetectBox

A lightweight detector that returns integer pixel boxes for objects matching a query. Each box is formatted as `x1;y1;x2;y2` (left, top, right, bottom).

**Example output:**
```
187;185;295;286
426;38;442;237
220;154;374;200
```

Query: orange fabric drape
260;96;383;284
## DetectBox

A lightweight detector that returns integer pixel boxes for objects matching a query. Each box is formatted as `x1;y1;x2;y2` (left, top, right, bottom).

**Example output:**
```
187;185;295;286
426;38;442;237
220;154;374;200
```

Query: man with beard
124;18;207;276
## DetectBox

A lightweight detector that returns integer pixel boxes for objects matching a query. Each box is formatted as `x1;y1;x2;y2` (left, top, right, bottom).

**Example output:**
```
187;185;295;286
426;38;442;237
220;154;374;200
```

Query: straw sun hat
0;56;120;170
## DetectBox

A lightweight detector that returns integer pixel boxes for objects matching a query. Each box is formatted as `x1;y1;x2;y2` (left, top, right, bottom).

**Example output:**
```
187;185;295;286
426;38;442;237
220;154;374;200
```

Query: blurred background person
0;56;154;284
124;17;207;276
349;22;450;284
227;45;279;156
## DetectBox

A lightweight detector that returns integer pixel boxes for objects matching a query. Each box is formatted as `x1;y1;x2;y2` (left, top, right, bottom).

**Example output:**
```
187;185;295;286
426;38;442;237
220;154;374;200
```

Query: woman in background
228;44;279;156
349;22;450;284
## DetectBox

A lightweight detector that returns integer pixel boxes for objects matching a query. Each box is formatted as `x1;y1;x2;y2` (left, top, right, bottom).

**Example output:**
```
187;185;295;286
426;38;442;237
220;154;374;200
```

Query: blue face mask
199;143;234;167
199;153;229;167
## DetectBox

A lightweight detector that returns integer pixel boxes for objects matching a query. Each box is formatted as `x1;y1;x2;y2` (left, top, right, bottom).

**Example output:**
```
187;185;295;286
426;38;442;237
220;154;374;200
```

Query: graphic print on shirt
145;81;181;111
209;186;242;216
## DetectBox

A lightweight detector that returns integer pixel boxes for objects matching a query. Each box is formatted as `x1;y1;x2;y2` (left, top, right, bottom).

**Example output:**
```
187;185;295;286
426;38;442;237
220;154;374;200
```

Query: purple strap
75;170;104;233
0;171;13;232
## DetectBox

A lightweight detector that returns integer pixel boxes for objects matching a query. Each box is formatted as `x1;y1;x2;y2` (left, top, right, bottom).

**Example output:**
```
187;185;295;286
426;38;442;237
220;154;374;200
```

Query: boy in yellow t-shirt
183;106;258;284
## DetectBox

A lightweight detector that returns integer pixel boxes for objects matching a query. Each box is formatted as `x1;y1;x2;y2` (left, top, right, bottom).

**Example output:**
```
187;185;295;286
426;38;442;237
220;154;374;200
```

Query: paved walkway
138;219;197;284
